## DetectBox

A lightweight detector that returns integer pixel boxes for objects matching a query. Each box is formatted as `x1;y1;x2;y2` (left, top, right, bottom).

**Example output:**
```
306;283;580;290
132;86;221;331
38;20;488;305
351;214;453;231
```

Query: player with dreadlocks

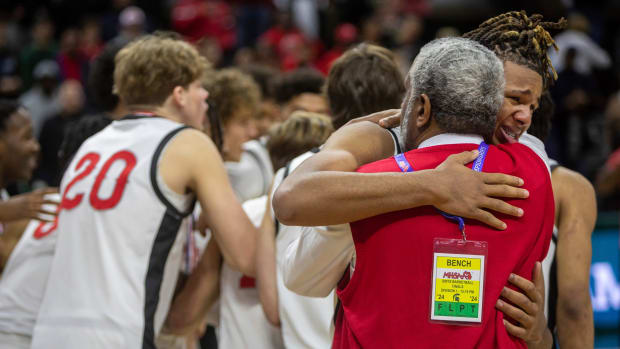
273;10;567;349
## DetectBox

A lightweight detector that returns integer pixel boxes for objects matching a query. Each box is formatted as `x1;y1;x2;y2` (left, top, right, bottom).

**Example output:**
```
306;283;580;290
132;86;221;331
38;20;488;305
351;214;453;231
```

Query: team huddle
0;10;596;349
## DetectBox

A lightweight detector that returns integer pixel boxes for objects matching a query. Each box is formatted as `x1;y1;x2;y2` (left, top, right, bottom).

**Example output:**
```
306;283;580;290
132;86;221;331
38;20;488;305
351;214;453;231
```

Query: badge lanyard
394;142;489;325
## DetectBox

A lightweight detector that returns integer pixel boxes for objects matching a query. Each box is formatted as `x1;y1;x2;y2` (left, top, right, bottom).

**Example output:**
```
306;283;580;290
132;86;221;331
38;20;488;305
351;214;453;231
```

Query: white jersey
0;194;60;339
271;151;336;349
225;139;273;202
219;195;283;349
542;225;558;319
31;116;195;349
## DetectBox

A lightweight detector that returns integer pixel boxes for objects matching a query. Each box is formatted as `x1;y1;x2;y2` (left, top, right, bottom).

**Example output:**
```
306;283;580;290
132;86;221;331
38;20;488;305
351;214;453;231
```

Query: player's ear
171;85;186;107
415;94;432;128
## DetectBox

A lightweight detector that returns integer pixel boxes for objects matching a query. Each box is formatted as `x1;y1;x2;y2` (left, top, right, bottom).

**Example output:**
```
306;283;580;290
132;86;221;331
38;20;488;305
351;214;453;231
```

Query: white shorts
0;331;31;349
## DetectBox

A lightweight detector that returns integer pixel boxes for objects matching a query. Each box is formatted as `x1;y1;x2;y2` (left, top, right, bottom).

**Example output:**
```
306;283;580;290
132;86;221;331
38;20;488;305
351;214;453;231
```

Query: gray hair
403;37;504;140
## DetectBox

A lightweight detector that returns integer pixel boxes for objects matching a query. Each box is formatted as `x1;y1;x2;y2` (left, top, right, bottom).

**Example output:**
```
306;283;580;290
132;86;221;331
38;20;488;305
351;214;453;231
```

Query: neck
405;120;444;150
128;104;182;123
110;103;130;120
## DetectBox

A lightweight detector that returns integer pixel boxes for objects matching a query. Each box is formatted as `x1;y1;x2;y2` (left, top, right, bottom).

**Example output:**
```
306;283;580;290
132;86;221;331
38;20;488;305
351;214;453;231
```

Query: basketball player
0;100;54;225
31;35;258;349
275;11;565;346
273;67;329;118
0;115;111;348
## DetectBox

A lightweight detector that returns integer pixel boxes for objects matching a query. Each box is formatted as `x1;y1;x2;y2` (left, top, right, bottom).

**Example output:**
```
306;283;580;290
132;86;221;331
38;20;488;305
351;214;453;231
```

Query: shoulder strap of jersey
386;128;402;155
274;160;296;236
549;158;560;173
150;126;196;219
245;147;269;196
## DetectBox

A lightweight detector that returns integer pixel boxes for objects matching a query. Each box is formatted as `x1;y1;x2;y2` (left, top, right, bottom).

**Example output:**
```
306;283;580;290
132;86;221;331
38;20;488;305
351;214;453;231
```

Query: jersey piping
142;125;195;348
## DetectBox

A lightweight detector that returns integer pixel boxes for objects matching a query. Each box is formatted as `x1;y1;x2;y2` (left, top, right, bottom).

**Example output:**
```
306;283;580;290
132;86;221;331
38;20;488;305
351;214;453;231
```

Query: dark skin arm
553;167;595;349
273;119;527;229
496;167;595;349
0;188;58;223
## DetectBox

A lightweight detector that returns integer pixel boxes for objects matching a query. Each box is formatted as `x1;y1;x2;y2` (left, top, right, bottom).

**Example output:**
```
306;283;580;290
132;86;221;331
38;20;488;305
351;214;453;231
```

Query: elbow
282;264;333;298
557;291;593;324
272;183;299;226
237;255;256;277
263;308;281;327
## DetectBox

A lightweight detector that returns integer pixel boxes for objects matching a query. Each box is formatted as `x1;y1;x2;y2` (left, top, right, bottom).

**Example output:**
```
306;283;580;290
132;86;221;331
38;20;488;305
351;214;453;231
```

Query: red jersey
334;142;554;349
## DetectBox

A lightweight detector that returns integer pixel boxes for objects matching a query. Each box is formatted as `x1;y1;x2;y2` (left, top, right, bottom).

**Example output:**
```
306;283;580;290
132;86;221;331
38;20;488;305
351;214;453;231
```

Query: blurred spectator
87;39;130;119
360;16;382;45
258;10;315;71
234;0;273;48
548;12;611;75
35;79;85;186
19;15;57;90
57;28;87;83
0;17;21;98
196;37;224;68
80;18;104;61
393;14;424;74
272;68;327;118
100;0;134;41
234;47;258;67
114;6;147;43
549;47;605;176
315;23;358;75
19;60;60;138
596;91;620;210
274;0;324;40
171;0;236;52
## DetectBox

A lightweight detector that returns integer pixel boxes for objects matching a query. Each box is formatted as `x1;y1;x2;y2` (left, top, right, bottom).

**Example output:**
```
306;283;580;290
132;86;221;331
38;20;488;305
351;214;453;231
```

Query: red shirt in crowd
334;140;554;349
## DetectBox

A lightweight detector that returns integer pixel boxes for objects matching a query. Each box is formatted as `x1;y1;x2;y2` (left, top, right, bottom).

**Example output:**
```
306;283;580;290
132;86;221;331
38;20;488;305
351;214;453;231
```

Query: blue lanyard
394;142;489;239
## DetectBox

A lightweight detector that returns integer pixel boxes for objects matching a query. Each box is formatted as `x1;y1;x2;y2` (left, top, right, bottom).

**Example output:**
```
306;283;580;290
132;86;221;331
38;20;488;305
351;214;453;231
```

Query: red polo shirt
334;141;554;349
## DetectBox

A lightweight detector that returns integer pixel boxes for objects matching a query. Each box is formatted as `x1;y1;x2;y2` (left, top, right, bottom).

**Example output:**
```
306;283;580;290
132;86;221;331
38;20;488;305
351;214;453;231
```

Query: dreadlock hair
463;11;566;89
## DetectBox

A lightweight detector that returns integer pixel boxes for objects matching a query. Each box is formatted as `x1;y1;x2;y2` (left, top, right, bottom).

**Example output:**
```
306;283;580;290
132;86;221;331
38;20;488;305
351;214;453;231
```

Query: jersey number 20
34;151;137;239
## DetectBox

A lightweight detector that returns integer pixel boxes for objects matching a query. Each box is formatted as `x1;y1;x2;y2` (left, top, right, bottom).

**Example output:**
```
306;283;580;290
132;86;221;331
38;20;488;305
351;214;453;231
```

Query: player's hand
496;262;552;349
429;151;528;230
0;187;59;223
343;109;401;128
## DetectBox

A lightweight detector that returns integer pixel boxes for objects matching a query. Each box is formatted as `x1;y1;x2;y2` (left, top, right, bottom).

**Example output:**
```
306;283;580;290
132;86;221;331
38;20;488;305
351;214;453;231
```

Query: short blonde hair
203;68;261;125
114;35;209;106
266;111;334;171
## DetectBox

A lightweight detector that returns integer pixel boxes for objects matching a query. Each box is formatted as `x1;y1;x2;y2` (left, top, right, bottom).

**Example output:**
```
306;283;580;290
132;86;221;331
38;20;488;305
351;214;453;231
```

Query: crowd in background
1;0;620;207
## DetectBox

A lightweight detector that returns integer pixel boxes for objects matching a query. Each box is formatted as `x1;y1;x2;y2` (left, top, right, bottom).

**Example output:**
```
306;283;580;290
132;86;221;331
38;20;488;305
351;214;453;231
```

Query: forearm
556;294;594;349
282;224;354;297
0;201;18;223
166;243;221;334
255;223;280;326
274;170;435;226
